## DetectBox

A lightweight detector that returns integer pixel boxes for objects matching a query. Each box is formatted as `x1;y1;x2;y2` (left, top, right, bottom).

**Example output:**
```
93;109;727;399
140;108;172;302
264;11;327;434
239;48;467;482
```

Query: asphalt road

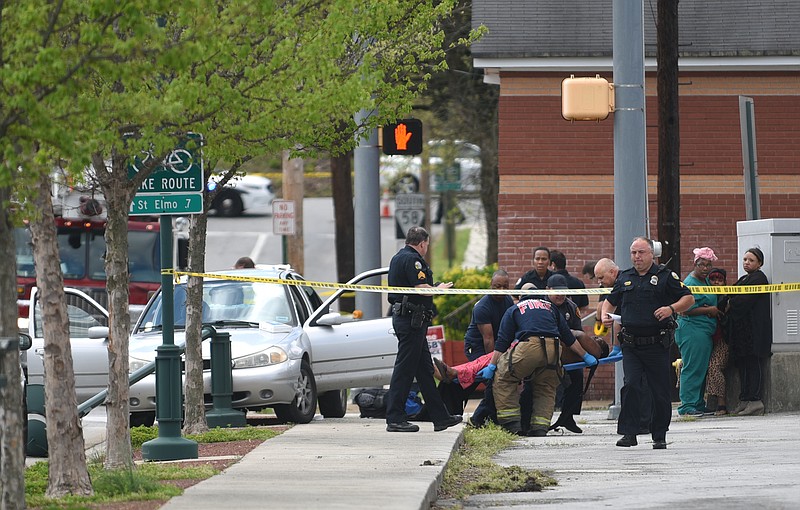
205;197;402;284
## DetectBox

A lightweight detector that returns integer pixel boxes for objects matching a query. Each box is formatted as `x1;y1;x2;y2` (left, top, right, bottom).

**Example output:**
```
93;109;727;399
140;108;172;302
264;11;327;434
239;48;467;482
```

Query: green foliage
431;226;471;281
433;264;497;340
187;427;279;444
91;468;165;497
129;425;159;449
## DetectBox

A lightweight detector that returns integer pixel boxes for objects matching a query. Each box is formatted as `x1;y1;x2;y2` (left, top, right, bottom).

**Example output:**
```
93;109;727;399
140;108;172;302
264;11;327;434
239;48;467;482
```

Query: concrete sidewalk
455;408;800;509
157;407;800;510
160;416;464;510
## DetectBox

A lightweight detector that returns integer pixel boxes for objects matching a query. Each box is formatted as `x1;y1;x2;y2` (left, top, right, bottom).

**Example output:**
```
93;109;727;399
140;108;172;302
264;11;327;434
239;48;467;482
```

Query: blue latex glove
477;363;497;380
582;353;599;367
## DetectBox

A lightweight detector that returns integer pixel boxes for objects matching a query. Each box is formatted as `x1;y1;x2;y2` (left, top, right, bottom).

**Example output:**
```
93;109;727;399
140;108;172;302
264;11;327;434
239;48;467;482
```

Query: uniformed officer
601;237;694;449
385;226;462;433
479;286;598;436
595;257;653;434
514;246;554;290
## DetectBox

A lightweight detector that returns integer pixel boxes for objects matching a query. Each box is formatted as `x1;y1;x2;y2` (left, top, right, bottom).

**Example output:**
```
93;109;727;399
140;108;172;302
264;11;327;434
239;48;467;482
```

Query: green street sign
128;134;204;193
434;163;462;191
130;193;203;216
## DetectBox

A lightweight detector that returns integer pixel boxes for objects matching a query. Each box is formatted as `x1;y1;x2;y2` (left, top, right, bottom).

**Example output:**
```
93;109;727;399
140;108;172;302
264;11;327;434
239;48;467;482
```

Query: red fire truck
14;184;185;321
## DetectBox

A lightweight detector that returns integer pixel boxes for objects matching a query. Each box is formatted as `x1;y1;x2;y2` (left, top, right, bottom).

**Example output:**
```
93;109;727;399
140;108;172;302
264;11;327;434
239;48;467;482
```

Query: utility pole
657;0;681;272
610;0;649;420
282;151;304;274
353;109;382;319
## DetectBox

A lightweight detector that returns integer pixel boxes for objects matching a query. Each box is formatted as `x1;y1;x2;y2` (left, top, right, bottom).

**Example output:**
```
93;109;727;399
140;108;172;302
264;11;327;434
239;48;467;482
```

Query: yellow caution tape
161;270;800;297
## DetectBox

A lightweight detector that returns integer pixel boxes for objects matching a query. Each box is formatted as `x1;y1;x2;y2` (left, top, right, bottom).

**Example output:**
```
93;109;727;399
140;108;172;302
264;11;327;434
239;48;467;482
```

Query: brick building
471;1;800;399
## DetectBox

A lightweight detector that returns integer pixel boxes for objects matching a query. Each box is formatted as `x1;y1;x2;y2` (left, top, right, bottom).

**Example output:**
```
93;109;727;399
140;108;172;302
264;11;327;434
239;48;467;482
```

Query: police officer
595;257;653;434
479;286;598;436
601;237;694;449
549;249;590;314
514;246;554;290
385;226;462;433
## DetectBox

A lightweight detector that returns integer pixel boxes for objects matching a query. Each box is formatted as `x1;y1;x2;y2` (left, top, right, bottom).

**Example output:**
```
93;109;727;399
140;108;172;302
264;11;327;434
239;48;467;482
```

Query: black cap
547;274;569;289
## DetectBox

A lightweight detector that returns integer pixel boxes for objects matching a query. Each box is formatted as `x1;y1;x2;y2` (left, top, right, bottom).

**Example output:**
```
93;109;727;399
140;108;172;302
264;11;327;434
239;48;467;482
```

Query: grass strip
437;423;556;502
26;426;280;508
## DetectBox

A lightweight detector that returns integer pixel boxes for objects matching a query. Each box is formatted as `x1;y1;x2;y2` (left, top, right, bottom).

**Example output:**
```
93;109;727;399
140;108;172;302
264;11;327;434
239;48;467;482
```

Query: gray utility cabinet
737;218;800;351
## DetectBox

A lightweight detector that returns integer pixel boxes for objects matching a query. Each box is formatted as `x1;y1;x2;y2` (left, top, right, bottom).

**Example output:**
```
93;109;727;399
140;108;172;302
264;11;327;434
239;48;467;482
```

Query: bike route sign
129;193;203;216
129;133;204;215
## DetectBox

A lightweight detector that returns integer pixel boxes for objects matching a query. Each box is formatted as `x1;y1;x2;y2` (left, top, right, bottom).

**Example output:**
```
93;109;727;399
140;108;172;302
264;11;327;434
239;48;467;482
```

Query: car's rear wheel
273;360;317;424
130;411;156;428
318;389;348;418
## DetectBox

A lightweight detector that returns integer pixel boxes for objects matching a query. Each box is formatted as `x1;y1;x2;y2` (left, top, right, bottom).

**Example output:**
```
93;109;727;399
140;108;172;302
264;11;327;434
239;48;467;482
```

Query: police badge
650;275;659;286
414;261;422;270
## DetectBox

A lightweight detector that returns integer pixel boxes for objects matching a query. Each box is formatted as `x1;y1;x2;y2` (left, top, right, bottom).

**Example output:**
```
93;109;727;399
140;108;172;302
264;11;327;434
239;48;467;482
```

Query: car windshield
136;279;295;332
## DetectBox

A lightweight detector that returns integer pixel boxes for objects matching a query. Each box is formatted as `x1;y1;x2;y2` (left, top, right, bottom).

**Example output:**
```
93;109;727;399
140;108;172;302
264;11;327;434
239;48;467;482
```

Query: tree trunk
92;151;134;470
29;172;93;497
330;150;355;311
0;184;28;507
183;213;208;435
479;128;499;265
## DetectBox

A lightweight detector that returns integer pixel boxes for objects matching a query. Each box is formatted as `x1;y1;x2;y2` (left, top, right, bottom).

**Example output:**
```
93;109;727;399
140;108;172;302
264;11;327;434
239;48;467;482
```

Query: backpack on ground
353;388;388;418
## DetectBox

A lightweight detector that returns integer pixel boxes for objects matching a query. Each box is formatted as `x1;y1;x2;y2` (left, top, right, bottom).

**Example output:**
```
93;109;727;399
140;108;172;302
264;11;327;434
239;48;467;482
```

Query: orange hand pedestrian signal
395;123;413;151
382;119;423;155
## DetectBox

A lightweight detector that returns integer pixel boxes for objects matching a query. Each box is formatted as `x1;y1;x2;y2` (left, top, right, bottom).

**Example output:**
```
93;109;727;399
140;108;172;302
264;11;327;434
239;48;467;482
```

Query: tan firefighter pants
493;337;561;434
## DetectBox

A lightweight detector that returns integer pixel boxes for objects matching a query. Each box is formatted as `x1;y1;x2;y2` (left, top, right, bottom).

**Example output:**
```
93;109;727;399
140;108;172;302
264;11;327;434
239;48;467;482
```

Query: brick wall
496;71;800;399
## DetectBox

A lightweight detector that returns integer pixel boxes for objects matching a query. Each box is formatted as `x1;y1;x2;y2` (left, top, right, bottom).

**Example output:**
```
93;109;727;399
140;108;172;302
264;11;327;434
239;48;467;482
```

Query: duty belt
619;329;673;348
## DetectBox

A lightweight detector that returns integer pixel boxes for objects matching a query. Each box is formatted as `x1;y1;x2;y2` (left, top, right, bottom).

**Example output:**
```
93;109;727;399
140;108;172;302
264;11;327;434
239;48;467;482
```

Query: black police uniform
514;269;553;290
606;263;691;441
385;245;451;426
553;268;589;310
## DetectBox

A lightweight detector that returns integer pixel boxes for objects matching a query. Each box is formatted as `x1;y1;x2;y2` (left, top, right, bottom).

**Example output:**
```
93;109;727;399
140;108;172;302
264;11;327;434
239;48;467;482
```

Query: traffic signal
382;119;423;155
561;75;614;121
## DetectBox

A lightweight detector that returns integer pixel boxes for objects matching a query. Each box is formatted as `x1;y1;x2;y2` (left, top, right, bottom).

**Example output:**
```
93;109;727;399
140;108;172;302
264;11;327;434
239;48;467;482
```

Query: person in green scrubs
675;247;721;416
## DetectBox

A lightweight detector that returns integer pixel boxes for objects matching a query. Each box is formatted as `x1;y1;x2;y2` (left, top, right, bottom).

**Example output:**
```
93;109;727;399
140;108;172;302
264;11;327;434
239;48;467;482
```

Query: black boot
550;414;582;434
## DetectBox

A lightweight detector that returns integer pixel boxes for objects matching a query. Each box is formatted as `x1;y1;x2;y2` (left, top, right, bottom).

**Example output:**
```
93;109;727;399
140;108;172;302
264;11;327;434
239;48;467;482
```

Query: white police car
208;174;275;217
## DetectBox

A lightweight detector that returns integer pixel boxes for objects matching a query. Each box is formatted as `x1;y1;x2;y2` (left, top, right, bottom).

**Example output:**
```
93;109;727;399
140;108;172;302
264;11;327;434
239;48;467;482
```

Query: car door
304;268;398;392
28;287;110;403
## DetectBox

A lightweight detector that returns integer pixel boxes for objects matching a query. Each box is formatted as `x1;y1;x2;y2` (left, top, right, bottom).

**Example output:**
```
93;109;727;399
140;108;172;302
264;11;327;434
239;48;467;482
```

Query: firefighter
478;286;599;436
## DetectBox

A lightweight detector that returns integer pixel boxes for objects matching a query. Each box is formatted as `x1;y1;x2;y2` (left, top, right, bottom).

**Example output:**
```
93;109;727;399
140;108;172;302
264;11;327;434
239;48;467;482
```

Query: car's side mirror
18;332;32;351
88;326;110;339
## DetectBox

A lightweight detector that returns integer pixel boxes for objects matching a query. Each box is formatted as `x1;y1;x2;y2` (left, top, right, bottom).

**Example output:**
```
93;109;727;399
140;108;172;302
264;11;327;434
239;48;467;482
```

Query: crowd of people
383;228;774;449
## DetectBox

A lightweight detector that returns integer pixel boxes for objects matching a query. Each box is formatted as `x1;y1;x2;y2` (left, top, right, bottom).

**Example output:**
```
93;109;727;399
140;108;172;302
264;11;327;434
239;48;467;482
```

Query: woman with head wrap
723;247;772;416
675;247;720;416
705;268;730;415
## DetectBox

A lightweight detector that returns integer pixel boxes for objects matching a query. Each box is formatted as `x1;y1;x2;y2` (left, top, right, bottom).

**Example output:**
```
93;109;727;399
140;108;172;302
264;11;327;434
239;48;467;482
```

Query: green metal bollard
206;328;246;428
142;215;198;461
